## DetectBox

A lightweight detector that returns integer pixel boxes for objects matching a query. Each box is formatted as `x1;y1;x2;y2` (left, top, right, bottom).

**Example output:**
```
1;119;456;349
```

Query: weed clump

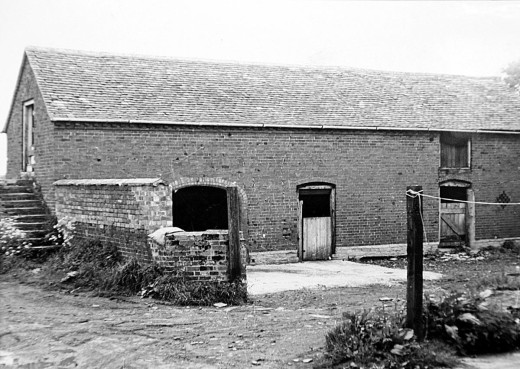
40;237;247;305
319;308;458;369
425;292;520;355
146;274;247;306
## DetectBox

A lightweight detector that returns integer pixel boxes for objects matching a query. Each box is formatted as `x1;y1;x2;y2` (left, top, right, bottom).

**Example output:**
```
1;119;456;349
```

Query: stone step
23;229;49;237
0;185;34;194
14;222;50;231
0;199;43;208
10;214;52;223
0;180;53;247
0;193;38;201
23;237;47;244
1;207;47;215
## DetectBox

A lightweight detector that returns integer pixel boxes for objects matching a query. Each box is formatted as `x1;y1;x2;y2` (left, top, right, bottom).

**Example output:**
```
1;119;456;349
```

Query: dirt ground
1;249;519;369
1;277;407;369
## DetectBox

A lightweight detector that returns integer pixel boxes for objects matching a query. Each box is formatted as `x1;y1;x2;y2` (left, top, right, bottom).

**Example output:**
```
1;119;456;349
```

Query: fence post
467;188;476;251
227;186;241;282
406;185;424;341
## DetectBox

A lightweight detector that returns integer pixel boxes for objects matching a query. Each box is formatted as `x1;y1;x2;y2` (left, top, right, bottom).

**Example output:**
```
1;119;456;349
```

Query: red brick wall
6;64;520;255
50;123;445;252
149;230;247;281
54;180;173;260
439;133;520;240
5;60;55;207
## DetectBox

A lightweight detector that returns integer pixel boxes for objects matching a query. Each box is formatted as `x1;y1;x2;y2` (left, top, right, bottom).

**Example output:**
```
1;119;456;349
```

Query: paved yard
247;260;442;295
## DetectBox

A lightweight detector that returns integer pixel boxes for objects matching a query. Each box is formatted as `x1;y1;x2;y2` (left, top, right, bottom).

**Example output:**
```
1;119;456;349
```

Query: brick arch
295;178;337;190
296;181;336;190
169;177;249;239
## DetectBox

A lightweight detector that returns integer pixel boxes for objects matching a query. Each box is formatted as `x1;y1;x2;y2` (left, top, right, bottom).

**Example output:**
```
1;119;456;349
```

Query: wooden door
22;102;35;172
303;217;331;260
440;202;466;245
298;186;333;261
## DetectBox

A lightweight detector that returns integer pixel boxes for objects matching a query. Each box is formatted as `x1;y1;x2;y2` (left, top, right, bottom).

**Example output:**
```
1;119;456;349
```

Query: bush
44;238;123;290
320;308;458;369
425;291;520;355
0;217;31;257
43;216;75;247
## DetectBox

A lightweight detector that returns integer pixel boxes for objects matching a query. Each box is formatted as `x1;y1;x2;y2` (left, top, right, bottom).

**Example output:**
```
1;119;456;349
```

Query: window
440;132;470;168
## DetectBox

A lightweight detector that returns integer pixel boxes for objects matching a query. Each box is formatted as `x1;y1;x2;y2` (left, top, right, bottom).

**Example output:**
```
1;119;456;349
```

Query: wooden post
227;186;241;282
297;200;303;262
406;185;424;341
467;188;476;251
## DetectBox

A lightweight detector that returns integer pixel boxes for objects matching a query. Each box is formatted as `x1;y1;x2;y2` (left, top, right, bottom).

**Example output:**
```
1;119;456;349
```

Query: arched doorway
172;186;228;231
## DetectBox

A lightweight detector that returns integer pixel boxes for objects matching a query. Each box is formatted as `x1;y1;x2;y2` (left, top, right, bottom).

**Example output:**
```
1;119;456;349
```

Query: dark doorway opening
299;191;331;218
440;186;467;203
172;186;228;231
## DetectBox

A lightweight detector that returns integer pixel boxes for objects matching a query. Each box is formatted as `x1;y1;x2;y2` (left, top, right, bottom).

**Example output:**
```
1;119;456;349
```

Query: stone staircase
0;179;54;246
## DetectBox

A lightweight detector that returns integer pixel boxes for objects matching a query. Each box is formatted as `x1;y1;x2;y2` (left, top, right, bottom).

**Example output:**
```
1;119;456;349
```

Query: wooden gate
440;202;466;246
303;217;332;260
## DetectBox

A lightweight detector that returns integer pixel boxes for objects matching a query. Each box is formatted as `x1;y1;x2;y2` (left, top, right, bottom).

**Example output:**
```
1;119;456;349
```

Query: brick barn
3;47;520;264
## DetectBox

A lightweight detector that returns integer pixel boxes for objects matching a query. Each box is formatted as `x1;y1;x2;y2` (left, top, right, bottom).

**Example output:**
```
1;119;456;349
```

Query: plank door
303;217;331;260
22;102;35;172
440;202;466;244
298;187;333;261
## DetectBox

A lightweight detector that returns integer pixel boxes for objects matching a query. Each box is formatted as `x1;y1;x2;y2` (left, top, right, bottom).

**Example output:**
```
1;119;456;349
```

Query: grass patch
471;240;520;291
320;289;520;368
317;308;459;369
145;274;247;306
2;237;247;306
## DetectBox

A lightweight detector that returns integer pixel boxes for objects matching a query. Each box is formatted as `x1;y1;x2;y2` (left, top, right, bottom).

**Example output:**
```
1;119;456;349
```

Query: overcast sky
1;0;520;175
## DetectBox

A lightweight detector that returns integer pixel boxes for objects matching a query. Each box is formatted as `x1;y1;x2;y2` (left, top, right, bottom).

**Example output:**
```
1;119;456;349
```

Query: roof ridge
23;46;499;80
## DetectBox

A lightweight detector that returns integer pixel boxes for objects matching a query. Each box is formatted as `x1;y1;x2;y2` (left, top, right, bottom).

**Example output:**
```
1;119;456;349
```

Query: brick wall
54;178;172;260
148;229;247;281
5;60;55;208
49;123;444;253
6;62;520;256
439;133;520;240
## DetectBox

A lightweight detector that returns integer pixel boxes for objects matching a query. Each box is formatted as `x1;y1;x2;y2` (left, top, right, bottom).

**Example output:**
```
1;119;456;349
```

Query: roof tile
26;47;520;131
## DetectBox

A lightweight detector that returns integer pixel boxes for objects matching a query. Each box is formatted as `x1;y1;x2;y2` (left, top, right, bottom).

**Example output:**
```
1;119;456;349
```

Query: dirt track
1;279;405;368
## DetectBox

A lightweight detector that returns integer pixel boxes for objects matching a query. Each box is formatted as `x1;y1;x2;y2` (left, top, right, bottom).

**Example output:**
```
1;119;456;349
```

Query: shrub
43;216;75;247
320;308;458;369
425;291;520;355
44;238;123;290
0;217;31;258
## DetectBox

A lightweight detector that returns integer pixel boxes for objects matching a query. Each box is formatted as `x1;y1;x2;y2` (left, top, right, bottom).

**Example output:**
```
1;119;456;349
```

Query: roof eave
51;118;520;135
2;52;29;134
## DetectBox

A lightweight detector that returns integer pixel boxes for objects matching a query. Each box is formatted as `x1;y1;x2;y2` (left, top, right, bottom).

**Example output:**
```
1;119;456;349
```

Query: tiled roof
25;47;520;132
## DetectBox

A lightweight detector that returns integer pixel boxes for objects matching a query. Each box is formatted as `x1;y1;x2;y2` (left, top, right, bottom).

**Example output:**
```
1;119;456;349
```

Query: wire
417;192;428;244
406;189;520;206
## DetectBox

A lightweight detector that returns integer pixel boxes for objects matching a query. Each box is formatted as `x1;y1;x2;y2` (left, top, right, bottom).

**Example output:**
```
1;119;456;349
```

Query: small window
440;132;470;168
